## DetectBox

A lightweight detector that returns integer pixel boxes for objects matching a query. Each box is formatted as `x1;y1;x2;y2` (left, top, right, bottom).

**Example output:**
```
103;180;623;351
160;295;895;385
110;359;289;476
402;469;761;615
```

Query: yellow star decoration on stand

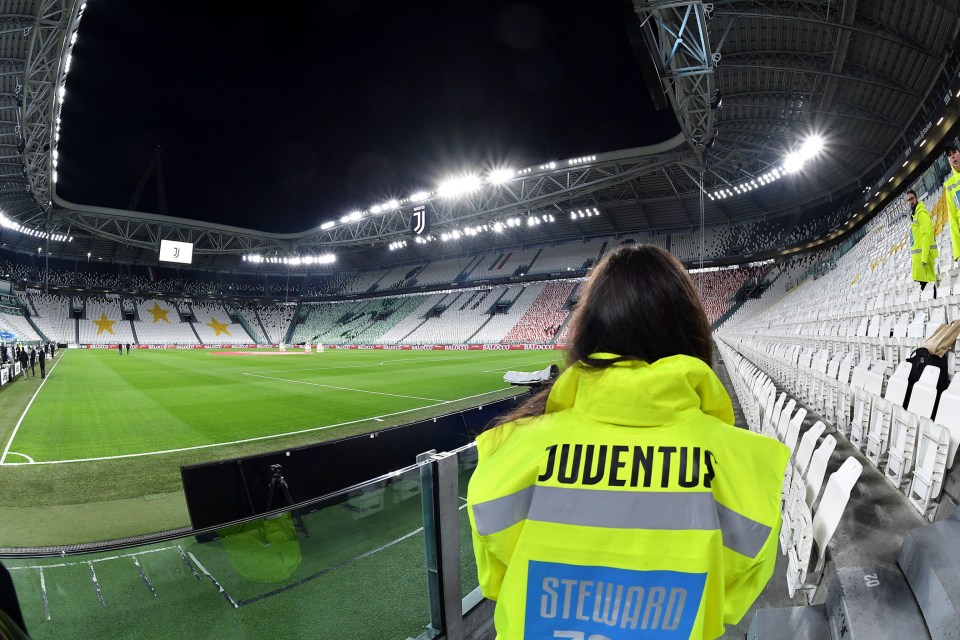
93;313;117;335
207;317;232;337
147;303;171;323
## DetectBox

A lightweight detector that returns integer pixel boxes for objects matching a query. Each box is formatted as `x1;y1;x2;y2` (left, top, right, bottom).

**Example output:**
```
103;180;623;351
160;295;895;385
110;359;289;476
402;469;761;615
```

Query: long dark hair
493;244;714;426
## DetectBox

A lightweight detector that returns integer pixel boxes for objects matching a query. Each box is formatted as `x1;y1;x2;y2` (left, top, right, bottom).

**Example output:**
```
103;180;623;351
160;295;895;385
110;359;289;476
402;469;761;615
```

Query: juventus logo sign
411;204;429;236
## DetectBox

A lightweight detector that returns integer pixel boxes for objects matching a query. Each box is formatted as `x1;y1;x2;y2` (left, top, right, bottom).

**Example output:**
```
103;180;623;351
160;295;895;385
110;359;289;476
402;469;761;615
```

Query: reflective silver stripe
911;249;922;254
472;486;772;559
472;486;535;536
930;244;938;250
715;502;772;558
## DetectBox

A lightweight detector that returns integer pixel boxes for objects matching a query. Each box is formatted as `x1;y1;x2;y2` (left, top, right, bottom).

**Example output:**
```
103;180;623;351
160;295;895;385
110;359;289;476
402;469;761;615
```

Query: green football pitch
0;348;560;546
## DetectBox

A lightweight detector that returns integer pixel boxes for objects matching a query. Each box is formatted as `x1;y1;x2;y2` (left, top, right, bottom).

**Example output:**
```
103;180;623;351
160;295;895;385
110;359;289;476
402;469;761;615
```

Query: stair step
898;512;960;639
748;604;828;640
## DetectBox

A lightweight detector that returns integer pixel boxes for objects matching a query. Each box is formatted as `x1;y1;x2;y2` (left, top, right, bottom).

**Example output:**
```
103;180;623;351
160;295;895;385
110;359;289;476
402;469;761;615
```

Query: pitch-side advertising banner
77;343;568;351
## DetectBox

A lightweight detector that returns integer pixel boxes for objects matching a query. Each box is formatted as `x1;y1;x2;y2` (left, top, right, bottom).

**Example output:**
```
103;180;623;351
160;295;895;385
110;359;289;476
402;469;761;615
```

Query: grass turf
0;348;559;546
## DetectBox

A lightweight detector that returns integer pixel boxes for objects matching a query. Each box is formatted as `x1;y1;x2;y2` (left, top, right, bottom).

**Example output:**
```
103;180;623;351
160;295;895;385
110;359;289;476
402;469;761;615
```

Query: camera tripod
265;464;309;537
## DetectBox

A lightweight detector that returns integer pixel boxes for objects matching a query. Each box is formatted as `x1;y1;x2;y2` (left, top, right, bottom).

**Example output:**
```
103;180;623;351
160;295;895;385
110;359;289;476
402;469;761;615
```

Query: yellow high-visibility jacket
468;354;789;640
911;200;937;283
944;165;960;260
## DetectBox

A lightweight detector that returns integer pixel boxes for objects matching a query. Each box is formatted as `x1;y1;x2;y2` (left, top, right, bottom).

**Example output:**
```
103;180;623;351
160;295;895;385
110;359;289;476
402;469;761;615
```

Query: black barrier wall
180;396;524;530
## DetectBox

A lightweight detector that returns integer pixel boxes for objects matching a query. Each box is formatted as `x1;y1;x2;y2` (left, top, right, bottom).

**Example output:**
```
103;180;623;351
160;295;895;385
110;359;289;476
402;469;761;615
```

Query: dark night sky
55;1;680;233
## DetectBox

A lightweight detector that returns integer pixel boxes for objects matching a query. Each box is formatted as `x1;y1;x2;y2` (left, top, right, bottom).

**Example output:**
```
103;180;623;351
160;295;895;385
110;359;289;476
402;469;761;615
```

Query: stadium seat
790;457;864;600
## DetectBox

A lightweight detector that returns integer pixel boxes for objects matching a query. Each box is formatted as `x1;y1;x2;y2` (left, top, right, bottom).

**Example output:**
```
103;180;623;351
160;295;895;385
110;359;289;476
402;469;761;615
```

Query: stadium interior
3;1;960;639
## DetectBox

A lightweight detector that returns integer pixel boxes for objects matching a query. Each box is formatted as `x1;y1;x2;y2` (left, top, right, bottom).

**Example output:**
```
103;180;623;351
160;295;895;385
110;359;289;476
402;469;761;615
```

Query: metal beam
719;52;921;97
634;1;718;164
710;6;942;59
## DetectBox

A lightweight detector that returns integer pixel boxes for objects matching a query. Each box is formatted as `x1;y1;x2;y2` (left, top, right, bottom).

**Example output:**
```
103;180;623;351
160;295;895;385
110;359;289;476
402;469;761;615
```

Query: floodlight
321;221;335;230
410;191;429;202
385;199;399;209
798;136;823;160
488;168;514;184
438;175;482;198
370;205;382;214
783;152;803;173
340;215;350;223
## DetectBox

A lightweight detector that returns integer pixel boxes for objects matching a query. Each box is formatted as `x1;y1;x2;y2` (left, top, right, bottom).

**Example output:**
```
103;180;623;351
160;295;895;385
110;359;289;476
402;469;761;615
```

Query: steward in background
468;245;789;640
907;189;938;296
944;144;960;262
17;347;27;379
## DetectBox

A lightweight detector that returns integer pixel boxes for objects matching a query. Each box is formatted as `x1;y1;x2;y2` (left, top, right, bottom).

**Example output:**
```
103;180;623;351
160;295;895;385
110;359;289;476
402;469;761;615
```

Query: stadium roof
0;0;959;271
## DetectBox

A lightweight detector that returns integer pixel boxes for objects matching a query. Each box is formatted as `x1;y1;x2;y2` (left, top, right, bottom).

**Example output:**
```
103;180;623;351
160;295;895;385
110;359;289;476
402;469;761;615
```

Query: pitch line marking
39;567;50;621
189;552;239;609
241;372;444;402
9;546;176;571
246;352;546;374
0;351;66;464
88;562;106;608
14;388;516;465
4;451;34;463
132;555;157;597
177;545;203;581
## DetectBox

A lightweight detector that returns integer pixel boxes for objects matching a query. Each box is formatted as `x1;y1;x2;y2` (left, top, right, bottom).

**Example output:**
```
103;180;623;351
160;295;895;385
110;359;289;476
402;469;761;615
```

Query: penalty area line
241;372;444;402
0;351;67;465
20;388;517;466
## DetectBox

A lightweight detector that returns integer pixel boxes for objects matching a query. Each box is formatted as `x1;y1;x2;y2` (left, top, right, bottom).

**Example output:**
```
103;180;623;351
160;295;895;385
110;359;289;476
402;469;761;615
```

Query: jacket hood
544;353;735;427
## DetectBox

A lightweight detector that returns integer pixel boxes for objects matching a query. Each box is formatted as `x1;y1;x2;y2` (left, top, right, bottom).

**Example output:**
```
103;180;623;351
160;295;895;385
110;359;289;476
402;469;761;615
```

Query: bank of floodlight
438;174;482;198
710;168;785;200
568;207;600;219
488;168;515;184
0;212;72;242
410;191;429;202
